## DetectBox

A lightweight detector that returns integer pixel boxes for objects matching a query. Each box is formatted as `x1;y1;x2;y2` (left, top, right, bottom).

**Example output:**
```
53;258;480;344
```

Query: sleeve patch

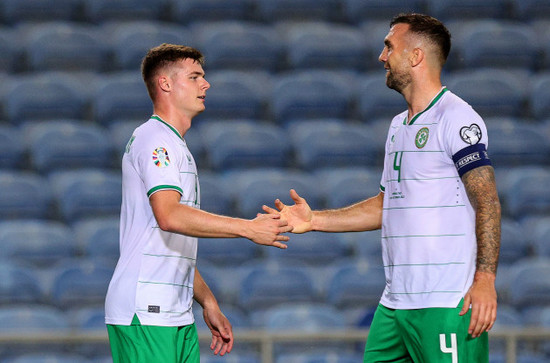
460;123;482;145
452;143;491;177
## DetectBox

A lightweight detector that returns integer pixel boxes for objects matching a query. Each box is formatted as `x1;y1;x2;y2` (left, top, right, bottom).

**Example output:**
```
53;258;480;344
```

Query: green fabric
364;301;488;362
107;315;199;363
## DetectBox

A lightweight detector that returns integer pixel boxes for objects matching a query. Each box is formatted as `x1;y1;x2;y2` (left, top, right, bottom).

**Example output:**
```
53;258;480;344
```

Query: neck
402;77;443;121
153;107;192;136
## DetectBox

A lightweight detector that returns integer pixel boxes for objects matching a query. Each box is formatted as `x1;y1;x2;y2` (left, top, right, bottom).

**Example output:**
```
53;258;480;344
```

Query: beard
385;67;412;94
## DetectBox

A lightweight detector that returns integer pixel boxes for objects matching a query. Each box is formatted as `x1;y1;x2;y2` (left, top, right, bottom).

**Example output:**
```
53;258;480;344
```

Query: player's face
379;23;413;93
169;58;210;118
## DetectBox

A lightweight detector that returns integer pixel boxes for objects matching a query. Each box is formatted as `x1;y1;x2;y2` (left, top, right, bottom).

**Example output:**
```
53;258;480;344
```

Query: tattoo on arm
462;165;501;275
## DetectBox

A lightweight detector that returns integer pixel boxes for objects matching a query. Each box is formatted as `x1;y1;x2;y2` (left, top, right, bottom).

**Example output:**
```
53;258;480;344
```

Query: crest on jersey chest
415;127;430;148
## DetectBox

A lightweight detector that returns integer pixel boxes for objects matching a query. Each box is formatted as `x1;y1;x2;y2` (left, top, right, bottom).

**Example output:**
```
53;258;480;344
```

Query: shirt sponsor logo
460;124;482;145
152;147;170;167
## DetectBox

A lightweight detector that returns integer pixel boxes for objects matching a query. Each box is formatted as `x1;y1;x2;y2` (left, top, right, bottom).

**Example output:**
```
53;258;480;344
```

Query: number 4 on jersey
439;333;458;363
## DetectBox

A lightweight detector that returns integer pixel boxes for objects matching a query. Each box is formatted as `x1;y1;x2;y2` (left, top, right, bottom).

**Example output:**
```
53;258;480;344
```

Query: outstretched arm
263;189;384;233
459;165;501;338
150;190;293;248
194;268;233;356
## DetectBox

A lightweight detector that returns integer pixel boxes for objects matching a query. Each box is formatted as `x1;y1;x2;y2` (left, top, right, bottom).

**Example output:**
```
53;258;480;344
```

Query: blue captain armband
452;143;492;178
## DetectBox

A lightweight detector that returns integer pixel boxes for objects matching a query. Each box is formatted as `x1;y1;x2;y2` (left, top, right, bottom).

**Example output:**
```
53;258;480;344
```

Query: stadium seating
169;0;254;23
499;219;532;266
196;171;234;216
276;352;365;363
22;22;108;72
0;0;79;25
0;305;70;332
4;72;89;124
258;302;347;330
336;230;383;265
198;119;290;170
73;217;120;264
0;27;18;72
197;70;271;120
191;21;283;71
426;0;513;21
0;170;52;220
254;0;342;23
197;236;261;267
0;220;77;267
92;72;152;126
0;123;25;169
0;262;43;305
282;22;369;71
529;72;550;119
105;21;194;71
315;167;382;208
503;167;550;218
49;169;122;222
2;353;92;363
288;120;380;169
528;216;550;258
23;120;112;174
343;0;426;23
192;302;251;331
271;70;355;123
512;0;550;21
356;72;406;119
507;257;550;310
81;0;169;23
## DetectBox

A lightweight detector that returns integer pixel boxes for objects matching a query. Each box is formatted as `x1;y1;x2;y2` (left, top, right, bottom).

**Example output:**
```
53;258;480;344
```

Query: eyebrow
187;71;205;77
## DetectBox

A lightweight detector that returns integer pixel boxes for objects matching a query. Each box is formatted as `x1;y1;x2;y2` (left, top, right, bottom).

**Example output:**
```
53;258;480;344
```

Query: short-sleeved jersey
105;115;200;327
379;88;490;309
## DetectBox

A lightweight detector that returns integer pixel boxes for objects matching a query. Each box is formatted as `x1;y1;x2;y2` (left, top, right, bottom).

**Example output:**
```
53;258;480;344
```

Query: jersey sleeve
131;129;185;198
442;103;492;177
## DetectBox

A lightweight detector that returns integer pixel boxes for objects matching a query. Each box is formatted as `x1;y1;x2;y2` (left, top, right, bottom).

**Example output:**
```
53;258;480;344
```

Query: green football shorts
107;315;200;363
364;300;488;363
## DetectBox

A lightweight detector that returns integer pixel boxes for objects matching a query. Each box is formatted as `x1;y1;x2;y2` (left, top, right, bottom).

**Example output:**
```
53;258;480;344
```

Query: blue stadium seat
359;20;394;71
343;0;426;23
49;259;113;308
229;168;322;218
0;0;79;24
289;120;379;169
315;167;382;209
0;305;70;332
254;0;342;22
0;220;77;267
507;257;550;310
201;353;260;363
326;258;386;309
49;169;122;222
2;353;91;363
356;72;406;120
23;22;108;72
199;70;270;120
192;21;283;71
168;0;254;23
499;219;531;266
528;216;550;258
197;236;261;266
107;119;143;156
511;0;550;21
0;262;43;305
283;22;368;71
276;352;364;363
0;171;52;219
69;306;106;331
93;72;152;126
503;167;550;218
0;27;19;72
426;0;512;21
451;21;538;70
192;302;251;331
258;302;347;331
81;0;169;23
446;69;527;118
534;22;550;71
529;72;550;119
265;232;351;265
197;171;234;216
0;123;25;169
4;73;88;124
23;120;112;174
199;120;290;171
492;305;523;331
271;71;355;123
336;230;383;265
486;120;550;167
105;21;194;71
73;217;120;264
238;260;317;310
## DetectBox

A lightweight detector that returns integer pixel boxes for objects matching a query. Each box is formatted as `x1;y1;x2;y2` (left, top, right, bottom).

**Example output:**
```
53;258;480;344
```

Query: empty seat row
3;68;550;127
1;18;550;74
1;0;549;26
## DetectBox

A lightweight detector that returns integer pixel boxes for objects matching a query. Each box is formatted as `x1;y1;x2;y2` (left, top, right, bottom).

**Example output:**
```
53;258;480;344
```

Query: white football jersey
379;88;491;309
105;115;200;326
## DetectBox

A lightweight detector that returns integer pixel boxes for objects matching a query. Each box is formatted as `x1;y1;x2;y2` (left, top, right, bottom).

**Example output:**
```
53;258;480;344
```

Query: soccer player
105;44;292;363
264;13;501;362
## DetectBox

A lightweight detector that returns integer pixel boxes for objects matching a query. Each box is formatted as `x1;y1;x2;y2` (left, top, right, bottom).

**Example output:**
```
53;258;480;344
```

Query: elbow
156;214;176;232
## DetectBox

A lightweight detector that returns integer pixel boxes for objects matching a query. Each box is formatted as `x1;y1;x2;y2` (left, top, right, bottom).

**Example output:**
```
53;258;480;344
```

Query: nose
379;48;387;63
202;78;211;90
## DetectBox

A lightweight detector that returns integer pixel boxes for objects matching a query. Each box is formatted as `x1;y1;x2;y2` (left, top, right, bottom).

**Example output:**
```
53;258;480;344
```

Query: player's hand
203;305;233;356
263;189;313;234
247;213;292;249
459;271;497;338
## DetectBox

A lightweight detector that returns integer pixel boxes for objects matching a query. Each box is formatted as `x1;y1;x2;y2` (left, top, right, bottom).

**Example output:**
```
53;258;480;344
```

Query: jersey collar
404;87;448;126
151;115;184;140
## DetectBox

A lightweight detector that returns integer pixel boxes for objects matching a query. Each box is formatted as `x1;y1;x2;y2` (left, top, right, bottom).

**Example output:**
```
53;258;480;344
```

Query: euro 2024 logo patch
460;124;482;145
153;147;170;167
415;127;429;148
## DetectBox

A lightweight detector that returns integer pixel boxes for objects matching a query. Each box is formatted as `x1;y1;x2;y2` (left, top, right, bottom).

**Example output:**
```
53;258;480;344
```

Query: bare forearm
193;268;218;309
311;192;383;233
462;166;501;275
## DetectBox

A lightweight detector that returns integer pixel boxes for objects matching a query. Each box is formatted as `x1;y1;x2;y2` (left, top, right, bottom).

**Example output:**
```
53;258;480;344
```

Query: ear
410;47;424;67
158;75;171;93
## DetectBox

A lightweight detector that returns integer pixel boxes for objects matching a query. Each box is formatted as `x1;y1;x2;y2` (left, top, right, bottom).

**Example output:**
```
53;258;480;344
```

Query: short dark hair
141;43;204;100
390;13;451;66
